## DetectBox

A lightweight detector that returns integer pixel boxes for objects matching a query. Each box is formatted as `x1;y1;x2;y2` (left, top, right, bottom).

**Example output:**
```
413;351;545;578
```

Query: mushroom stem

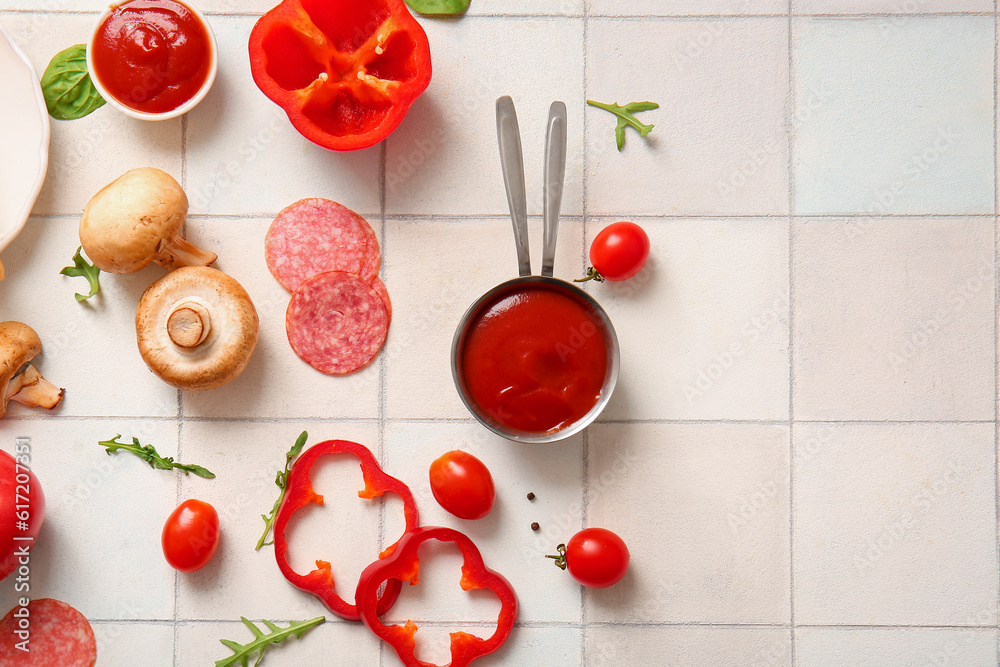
5;365;64;410
154;236;218;271
167;299;213;348
136;267;259;391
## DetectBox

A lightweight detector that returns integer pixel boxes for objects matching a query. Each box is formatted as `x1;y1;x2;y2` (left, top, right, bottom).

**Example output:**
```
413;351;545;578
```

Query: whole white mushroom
136;267;259;391
80;168;217;274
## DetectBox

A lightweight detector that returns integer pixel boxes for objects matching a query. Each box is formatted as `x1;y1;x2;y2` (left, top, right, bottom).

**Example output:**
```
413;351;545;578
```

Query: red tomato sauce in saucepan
91;0;211;114
460;284;609;434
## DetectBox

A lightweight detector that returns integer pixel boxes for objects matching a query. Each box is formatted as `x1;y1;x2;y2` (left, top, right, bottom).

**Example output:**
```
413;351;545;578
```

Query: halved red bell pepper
273;439;420;620
249;0;432;151
355;526;518;667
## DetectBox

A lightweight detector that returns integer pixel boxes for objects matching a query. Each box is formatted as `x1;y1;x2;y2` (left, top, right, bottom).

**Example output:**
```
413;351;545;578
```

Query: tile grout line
994;3;999;660
30;212;998;222
378;138;388;667
7;414;998;425
588;11;993;19
175;84;188;667
580;5;590;663
80;617;1000;629
180;115;188;194
7;7;993;15
8;8;998;18
787;3;797;665
173;407;183;667
0;7;993;16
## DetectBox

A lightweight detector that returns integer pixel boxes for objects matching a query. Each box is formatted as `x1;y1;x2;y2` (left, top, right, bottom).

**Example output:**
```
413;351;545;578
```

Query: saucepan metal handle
496;96;531;277
542;101;567;278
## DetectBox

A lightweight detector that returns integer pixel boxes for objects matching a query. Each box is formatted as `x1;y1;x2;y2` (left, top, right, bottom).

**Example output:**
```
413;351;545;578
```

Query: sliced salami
287;271;389;375
368;276;392;322
265;198;379;291
0;599;96;666
360;240;381;285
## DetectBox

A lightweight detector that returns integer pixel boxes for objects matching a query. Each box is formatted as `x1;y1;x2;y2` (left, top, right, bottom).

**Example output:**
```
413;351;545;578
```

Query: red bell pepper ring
355;526;518;667
273;439;420;621
248;0;432;151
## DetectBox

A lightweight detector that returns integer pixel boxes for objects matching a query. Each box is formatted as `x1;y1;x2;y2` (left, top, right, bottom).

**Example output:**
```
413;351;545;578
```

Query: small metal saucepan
451;96;620;444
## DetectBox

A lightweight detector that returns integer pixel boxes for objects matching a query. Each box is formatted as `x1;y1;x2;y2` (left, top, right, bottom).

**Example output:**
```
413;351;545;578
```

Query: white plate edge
0;21;51;254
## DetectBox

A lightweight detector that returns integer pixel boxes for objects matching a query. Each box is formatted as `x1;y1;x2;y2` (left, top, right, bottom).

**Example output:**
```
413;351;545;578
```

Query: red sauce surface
461;284;608;434
91;0;211;114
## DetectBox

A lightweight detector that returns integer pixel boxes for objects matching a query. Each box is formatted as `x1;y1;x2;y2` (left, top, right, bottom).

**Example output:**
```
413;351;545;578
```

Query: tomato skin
161;499;220;573
0;451;44;581
589;222;650;281
429;450;495;520
565;527;629;588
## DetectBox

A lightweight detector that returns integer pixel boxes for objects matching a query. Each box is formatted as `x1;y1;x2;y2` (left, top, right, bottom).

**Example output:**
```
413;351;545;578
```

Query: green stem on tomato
573;267;606;284
545;543;568;570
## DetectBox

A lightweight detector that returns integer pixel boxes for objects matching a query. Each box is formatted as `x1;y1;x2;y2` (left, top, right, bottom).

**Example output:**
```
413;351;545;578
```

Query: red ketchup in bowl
460;284;609;434
90;0;211;114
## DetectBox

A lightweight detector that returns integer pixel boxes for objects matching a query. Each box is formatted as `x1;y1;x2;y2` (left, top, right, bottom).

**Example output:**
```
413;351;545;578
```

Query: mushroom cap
0;321;42;415
136;266;259;391
0;321;41;381
80;167;188;274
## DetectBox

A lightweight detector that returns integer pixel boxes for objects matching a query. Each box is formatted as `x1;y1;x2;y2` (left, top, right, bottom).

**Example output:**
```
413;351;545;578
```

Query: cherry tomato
0;450;44;581
429;450;495;520
582;221;650;282
161;499;220;572
549;527;629;588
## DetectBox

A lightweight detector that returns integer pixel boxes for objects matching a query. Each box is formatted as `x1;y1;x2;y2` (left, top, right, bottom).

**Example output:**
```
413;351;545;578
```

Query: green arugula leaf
40;44;106;120
60;246;101;302
405;0;470;15
256;431;308;550
99;435;216;479
173;462;216;478
215;616;325;667
587;99;659;151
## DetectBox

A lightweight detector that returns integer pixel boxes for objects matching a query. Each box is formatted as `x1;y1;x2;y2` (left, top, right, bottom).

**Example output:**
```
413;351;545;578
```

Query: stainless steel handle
496;96;531;277
541;101;567;278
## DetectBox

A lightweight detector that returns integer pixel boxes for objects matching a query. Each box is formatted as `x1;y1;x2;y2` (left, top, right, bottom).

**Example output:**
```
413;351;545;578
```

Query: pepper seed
527;492;536;501
531;522;540;531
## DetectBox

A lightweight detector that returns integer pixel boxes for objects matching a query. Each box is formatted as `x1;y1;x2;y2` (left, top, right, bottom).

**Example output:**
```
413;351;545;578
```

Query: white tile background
0;1;997;666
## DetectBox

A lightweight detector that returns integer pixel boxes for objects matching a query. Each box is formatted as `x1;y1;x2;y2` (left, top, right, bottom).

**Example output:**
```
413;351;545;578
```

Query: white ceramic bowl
0;22;50;254
86;0;218;121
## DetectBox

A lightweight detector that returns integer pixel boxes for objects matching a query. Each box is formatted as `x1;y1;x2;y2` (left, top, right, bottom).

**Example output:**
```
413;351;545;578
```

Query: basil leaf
40;44;106;121
405;0;470;15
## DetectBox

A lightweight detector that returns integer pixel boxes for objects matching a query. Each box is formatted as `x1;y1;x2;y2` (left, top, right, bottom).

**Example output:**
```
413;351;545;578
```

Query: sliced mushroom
0;321;64;418
136;266;259;391
80;167;218;274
